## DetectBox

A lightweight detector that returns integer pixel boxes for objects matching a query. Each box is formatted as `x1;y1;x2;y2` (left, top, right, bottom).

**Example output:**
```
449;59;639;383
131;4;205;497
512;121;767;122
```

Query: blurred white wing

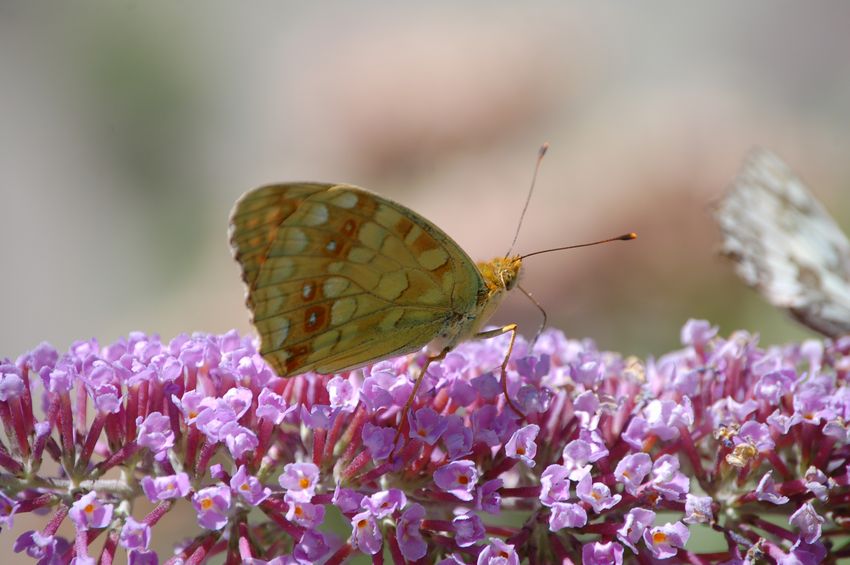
716;148;850;337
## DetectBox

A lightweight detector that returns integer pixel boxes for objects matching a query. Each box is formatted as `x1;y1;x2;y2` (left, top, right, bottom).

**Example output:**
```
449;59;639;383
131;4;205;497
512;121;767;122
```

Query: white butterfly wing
716;148;850;337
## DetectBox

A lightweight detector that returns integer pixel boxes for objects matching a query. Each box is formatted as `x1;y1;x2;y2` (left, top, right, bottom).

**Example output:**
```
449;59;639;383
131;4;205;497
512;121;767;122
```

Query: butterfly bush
2;321;850;563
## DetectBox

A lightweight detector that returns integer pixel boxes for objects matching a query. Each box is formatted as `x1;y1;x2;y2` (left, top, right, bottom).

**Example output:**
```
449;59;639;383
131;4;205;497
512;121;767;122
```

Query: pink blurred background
2;2;850;557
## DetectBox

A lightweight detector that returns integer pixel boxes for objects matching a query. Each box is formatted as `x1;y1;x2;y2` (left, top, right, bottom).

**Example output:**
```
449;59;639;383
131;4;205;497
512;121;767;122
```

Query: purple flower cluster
1;320;849;563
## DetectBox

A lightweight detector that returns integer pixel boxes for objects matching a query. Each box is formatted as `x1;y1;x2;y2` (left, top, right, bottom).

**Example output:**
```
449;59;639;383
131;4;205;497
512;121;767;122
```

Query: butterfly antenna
518;284;547;347
506;142;549;257
520;232;637;260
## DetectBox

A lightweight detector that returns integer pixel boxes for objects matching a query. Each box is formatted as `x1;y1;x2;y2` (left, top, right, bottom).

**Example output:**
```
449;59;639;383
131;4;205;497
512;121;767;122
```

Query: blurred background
4;2;850;367
3;1;850;561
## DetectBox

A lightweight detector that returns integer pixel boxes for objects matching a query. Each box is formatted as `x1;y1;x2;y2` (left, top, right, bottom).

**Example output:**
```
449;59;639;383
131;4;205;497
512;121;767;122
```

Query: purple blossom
477;538;519;565
475;478;503;514
576;470;622;513
434;460;479;501
396;503;426;561
443;414;473;459
136;412;175;454
192;485;232;530
756;471;790;505
220;421;259;459
141;473;191;502
292;530;332;564
790;502;825;544
230;465;271;505
128;550;159;565
120;516;151;550
540;464;571;506
279;462;320;502
582;541;624;565
617;507;656;551
683;494;714;524
350;511;382;555
284;494;325;529
14;531;69;563
642;521;690;560
69;491;114;530
408;406;448;444
504;423;539;467
648;453;690;501
255;388;293;424
361;422;398;461
327;375;359;411
453;511;485;547
0;490;18;529
362;489;407;518
614;452;652;495
549;502;587;530
333;483;364;514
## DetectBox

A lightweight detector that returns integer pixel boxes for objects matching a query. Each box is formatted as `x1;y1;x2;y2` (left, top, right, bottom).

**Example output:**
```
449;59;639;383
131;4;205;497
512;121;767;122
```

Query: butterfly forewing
230;183;485;376
716;149;850;337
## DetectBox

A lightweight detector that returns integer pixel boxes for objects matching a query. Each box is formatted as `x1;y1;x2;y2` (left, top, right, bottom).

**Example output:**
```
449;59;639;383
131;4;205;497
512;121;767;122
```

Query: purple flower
230;465;271;505
453;511;485;547
285;494;325;529
396;503;426;561
192;485;231;530
617;507;656;551
614;452;652;495
351;511;382;555
475;478;503;514
549;502;587;530
141;473;191;502
576;470;621;513
756;471;790;505
649;453;690;501
136;412;175;454
279;462;320;502
256;388;293;424
408;406;448;445
642;521;690;560
505;424;539;467
582;541;624;565
434;460;479;501
540;464;571;506
69;491;114;530
119;516;151;550
681;319;717;348
0;365;24;400
0;491;18;529
220;421;259;459
14;531;69;562
293;530;332;564
333;483;364;514
443;414;473;459
128;550;159;565
362;422;398;461
362;488;407;518
477;538;519;565
790;502;824;544
684;494;714;524
327;375;359;411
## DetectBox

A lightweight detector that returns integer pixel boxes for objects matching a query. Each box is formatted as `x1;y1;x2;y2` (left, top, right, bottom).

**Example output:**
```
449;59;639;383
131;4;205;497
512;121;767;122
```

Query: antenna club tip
623;232;637;240
538;142;549;157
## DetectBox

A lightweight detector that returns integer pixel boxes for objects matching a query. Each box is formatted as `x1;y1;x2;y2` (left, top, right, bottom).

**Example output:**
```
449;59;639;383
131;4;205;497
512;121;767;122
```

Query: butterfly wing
229;182;485;376
716;149;850;337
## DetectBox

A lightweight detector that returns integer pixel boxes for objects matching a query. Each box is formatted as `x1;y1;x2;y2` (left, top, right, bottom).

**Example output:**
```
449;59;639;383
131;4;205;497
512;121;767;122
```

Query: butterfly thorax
474;255;523;322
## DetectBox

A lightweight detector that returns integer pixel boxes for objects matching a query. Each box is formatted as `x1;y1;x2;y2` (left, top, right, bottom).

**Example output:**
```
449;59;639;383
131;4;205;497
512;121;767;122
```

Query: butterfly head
478;255;523;295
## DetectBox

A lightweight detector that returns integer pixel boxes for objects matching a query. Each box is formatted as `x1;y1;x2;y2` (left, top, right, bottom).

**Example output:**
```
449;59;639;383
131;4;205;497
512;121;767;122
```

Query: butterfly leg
474;323;525;418
392;348;450;456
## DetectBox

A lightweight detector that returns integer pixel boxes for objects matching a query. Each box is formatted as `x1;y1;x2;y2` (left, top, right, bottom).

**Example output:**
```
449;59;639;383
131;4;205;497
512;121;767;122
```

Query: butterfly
715;148;850;338
229;182;532;416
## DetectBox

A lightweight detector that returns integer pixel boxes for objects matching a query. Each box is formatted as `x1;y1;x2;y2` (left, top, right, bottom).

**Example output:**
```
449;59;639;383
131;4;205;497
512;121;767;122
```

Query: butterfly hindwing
230;183;484;376
716;149;850;337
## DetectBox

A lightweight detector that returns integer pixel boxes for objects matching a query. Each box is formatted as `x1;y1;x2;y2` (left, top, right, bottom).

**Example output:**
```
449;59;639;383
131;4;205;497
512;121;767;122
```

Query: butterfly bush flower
4;321;850;562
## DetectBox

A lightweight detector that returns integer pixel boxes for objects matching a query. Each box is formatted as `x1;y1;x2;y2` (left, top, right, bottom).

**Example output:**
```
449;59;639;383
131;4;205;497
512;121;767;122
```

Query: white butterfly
716;148;850;338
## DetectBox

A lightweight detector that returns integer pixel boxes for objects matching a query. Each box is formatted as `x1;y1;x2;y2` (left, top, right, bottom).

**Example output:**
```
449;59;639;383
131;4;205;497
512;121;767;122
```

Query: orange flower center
299;477;310;489
84;504;95;514
652;531;668;544
458;475;469;485
357;519;368;529
201;498;213;510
